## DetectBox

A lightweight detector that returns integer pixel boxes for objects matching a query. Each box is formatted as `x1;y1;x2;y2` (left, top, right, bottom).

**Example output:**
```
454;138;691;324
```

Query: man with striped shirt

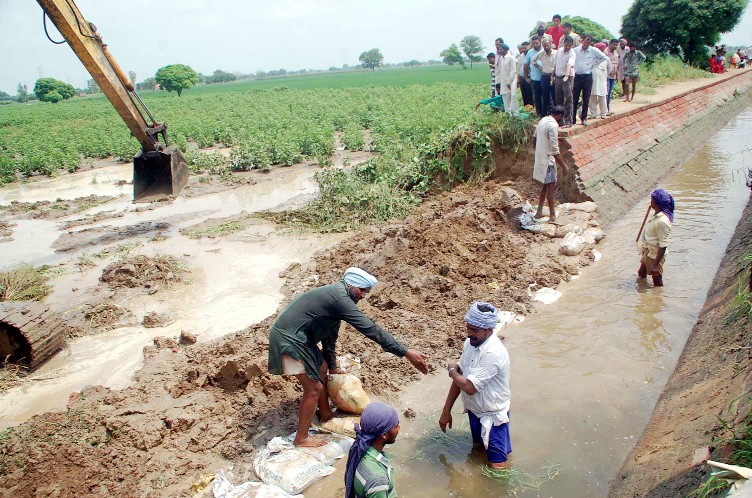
487;52;497;97
345;402;401;498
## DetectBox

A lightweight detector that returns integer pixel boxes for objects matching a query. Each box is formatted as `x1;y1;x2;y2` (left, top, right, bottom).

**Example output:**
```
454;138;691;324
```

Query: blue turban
464;301;499;329
343;267;378;289
499;43;510;51
344;402;400;498
651;188;675;222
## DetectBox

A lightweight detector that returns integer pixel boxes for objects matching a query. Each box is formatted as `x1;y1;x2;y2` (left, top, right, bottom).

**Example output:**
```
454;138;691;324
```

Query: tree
86;79;100;94
622;0;747;65
359;48;384;71
0;90;13;101
16;83;28;103
128;71;137;86
136;77;157;91
154;64;199;96
33;78;75;103
207;69;237;84
533;15;614;42
441;43;465;66
460;36;484;68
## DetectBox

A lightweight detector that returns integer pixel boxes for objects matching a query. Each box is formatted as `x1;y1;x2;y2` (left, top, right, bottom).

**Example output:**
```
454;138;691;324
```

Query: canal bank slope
608;192;752;498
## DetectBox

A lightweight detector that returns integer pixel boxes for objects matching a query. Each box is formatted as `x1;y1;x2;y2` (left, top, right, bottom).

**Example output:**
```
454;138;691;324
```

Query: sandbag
293;431;354;464
582;227;605;244
559;230;585;256
561;201;598;213
320;416;360;438
213;468;302;498
327;374;371;414
253;438;335;495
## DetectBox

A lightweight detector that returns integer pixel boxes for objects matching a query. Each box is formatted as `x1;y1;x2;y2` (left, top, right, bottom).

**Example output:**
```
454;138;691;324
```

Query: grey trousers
554;76;573;125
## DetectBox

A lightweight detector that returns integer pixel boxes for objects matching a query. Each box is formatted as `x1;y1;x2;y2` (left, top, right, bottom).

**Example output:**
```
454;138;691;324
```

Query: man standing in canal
638;189;674;287
532;105;568;222
268;267;429;448
439;302;512;468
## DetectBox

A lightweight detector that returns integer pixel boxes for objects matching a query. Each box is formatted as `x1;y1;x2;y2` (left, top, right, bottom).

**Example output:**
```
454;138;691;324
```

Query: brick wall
562;70;752;224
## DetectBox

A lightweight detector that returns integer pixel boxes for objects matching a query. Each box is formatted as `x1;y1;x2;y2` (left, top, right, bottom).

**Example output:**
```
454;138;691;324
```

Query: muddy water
0;164;346;428
307;110;752;498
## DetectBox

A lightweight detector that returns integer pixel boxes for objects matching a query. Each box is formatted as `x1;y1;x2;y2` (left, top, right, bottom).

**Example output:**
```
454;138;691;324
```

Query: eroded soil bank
0;175;599;497
608;194;752;497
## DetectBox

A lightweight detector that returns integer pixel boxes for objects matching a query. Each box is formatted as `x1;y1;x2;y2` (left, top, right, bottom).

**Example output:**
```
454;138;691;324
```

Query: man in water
439;302;512;468
638;189;674;287
533;105;568;222
268;267;428;447
344;402;400;498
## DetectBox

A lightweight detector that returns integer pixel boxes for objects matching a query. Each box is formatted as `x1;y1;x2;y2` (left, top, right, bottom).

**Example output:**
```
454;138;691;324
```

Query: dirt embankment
0;178;600;497
609;193;752;498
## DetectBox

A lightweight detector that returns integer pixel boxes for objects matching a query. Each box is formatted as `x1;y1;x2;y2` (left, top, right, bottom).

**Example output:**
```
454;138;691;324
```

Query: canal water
306;108;752;497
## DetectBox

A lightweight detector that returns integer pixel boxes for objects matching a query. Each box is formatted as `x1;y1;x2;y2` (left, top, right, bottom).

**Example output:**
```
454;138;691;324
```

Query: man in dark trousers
268;267;429;447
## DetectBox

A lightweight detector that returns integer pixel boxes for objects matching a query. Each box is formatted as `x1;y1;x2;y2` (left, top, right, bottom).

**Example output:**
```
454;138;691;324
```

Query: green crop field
0;65;492;181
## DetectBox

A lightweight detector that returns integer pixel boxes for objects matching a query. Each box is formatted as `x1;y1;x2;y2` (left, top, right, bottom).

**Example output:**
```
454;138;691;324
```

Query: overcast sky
1;0;751;94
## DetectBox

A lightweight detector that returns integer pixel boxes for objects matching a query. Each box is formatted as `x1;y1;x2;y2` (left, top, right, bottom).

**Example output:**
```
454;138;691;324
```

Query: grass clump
726;253;752;324
482;464;560;496
0;265;51;302
181;218;250;239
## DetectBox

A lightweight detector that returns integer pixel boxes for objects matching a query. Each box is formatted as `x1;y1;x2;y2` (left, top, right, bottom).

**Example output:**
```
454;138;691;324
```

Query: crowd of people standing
489;14;647;127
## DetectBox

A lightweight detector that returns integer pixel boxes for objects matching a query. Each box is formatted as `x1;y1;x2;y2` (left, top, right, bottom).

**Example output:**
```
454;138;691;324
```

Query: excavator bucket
133;146;189;202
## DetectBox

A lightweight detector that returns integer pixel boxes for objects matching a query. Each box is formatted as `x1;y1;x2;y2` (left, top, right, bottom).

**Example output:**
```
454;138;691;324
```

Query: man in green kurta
268;267;429;447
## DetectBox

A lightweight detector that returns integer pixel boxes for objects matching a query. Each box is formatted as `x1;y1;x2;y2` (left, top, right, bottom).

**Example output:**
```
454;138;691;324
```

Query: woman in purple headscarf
344;402;400;498
638;188;674;286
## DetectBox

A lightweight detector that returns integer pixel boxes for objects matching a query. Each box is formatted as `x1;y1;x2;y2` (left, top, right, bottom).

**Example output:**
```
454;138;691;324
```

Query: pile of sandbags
320;416;360;438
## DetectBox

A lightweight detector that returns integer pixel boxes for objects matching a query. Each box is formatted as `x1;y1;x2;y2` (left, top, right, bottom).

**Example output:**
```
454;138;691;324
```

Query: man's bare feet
534;211;544;219
294;435;328;448
549;217;558;224
318;408;334;424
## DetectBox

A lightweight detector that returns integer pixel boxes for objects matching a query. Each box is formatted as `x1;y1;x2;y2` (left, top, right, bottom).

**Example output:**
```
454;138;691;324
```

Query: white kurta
495;53;519;114
591;58;609;97
533;116;560;183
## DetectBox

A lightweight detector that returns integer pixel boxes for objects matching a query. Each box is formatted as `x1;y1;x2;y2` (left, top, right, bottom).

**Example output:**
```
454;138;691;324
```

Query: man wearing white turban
438;301;512;468
268;267;429;448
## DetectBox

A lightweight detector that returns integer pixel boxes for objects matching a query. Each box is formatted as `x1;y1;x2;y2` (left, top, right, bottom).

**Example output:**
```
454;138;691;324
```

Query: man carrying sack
345;402;401;498
638;189;675;287
267;267;428;448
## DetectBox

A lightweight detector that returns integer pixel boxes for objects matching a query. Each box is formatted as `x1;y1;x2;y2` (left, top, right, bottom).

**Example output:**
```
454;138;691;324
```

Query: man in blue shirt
524;36;544;117
572;34;610;126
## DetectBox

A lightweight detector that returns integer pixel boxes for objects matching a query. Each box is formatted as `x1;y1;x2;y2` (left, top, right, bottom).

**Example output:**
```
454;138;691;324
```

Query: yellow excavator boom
36;0;189;201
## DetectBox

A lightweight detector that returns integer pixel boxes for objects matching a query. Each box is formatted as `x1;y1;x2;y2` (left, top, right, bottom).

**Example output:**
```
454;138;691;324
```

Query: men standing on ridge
533;105;568;222
604;39;620;114
618;38;630;98
533;38;557;116
558;22;581;49
554;36;576;127
546;14;564;49
572;35;611;126
345;402;401;498
439;302;512;468
518;42;534;109
496;43;519;115
487;52;497;97
530;20;553;47
525;36;544;116
267;267;429;448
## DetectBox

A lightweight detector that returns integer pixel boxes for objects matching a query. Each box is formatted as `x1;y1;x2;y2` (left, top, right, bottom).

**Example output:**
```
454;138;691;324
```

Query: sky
1;0;751;94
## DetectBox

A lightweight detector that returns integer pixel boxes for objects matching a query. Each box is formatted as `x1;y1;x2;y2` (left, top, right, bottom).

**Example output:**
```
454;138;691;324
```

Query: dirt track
0;177;599;497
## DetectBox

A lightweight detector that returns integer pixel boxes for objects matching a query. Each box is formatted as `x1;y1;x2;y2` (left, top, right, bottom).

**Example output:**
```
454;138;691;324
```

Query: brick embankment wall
561;70;752;224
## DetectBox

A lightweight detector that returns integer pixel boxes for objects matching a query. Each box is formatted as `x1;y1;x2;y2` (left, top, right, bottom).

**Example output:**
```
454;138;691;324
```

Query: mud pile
0;179;600;497
0;195;119;220
100;255;186;292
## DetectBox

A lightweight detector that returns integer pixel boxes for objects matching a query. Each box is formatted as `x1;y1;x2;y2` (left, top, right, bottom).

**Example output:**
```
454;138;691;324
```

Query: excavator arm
36;0;189;201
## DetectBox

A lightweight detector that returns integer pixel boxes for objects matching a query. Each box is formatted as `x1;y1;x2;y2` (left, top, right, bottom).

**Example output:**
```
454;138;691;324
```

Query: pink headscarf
595;42;607;52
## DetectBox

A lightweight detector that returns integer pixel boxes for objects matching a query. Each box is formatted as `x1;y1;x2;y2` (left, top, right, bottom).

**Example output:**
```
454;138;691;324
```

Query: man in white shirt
554;36;576;126
572;35;611;126
439;302;512;468
496;43;519;115
533;105;569;222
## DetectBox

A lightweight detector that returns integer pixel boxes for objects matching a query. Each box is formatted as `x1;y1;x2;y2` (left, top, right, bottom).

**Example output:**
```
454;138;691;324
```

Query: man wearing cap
439;302;512;468
268;267;429;448
530;20;553;48
345;401;401;498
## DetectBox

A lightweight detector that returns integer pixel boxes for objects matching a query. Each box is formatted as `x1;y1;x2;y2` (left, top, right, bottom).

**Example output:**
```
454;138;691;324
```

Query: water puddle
306;108;752;497
0;164;346;428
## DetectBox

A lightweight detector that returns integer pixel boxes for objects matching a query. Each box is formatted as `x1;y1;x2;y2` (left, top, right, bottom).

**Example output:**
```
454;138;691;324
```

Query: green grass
0;265;51;302
181;219;249;239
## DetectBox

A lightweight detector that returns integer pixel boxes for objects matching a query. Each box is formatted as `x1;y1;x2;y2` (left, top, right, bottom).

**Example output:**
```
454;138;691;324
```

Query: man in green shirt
345;402;400;498
268;267;428;448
